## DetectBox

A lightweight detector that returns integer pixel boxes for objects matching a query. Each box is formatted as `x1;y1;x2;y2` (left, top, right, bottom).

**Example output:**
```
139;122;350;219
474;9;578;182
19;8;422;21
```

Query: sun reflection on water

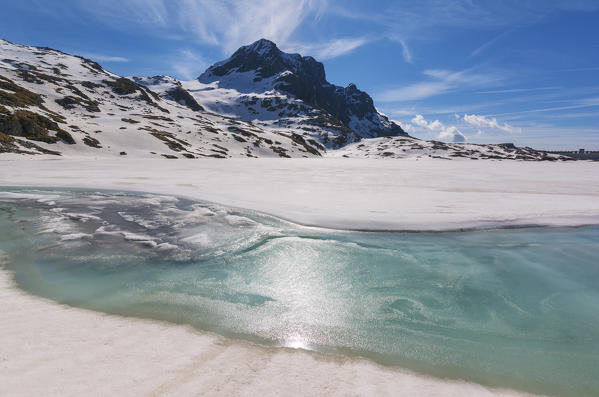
283;337;311;350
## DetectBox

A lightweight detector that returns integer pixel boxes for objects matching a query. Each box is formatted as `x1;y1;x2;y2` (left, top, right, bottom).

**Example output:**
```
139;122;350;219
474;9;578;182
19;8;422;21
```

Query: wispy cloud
470;29;513;57
479;86;560;94
28;0;599;65
79;53;129;62
381;85;599;121
386;36;412;63
328;1;599;37
379;81;449;102
397;38;412;63
80;0;332;56
284;37;369;60
557;67;599;72
378;68;504;102
171;49;207;80
490;97;599;116
179;0;324;54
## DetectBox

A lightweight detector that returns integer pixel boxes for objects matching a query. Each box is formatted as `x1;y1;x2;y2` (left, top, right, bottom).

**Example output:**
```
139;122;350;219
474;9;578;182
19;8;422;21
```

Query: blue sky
1;0;598;149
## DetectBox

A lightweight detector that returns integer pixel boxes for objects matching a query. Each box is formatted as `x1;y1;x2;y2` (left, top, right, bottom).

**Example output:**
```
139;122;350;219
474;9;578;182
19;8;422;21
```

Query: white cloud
412;114;443;130
80;53;129;62
463;114;522;134
400;122;415;133
438;126;466;142
408;114;466;142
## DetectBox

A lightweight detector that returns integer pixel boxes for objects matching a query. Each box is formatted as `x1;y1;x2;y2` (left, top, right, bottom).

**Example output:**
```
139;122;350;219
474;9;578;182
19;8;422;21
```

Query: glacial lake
1;187;598;396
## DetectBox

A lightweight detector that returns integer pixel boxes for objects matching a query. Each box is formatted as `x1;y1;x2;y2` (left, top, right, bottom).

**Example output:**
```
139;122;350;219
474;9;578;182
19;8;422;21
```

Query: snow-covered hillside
331;136;567;161
0;38;568;160
0;39;325;158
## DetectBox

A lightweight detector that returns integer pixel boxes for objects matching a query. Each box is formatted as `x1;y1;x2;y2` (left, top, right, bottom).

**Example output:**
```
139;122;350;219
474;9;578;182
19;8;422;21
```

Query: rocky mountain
195;39;405;143
0;37;566;160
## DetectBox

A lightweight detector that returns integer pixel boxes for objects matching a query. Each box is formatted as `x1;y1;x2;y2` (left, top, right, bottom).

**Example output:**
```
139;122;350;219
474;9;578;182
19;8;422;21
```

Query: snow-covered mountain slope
0;38;568;161
330;136;568;161
0;39;324;158
189;39;406;147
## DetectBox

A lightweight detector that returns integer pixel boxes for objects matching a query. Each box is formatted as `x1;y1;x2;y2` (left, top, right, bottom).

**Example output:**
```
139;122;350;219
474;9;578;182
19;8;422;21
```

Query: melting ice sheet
1;187;599;396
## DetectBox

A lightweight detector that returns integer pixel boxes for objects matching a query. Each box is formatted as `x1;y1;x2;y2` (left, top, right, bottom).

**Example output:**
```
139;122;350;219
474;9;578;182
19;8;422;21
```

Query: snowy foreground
1;157;598;396
0;270;530;397
2;157;598;231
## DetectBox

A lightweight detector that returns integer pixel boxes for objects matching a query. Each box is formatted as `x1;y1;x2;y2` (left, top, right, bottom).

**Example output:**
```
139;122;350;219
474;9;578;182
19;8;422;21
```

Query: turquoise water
1;188;598;396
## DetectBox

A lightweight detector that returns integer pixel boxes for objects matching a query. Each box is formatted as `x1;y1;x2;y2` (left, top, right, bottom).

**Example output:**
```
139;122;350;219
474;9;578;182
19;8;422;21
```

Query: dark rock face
0;110;74;144
166;86;204;112
103;77;138;95
0;75;44;108
55;95;100;113
200;39;406;138
130;75;203;112
206;39;326;82
103;77;168;113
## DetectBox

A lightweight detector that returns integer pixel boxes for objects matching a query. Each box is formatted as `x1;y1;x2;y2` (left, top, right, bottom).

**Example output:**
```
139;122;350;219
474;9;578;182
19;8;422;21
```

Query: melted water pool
1;188;598;396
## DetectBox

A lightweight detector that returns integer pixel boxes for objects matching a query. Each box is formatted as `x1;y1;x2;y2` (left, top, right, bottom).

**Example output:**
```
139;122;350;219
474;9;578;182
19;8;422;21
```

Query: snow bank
1;158;598;231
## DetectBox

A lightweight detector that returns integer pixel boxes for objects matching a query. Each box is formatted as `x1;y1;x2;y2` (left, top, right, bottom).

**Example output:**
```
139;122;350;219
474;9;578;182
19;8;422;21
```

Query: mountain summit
198;39;406;142
201;39;326;82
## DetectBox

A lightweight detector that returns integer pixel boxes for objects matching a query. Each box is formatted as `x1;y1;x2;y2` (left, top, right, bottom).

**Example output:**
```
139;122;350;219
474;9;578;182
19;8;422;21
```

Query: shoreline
2;184;599;235
1;158;599;232
0;266;535;396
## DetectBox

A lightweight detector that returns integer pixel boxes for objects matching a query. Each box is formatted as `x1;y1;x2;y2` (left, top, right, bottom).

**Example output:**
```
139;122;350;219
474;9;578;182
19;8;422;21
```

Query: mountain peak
198;39;406;139
199;38;322;83
242;38;279;56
